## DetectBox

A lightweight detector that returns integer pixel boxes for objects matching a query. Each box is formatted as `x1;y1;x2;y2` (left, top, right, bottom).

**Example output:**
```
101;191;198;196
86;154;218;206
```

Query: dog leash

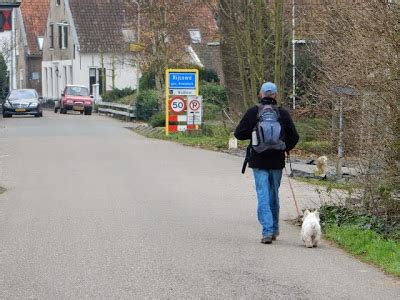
285;153;301;223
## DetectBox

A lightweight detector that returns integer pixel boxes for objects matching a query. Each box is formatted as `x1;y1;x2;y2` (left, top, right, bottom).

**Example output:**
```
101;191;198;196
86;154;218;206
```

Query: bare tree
312;0;399;219
134;0;203;95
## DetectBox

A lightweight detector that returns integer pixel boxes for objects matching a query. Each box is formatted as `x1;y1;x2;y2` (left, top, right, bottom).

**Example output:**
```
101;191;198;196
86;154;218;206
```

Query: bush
139;71;156;91
203;102;222;121
295;118;331;142
297;141;333;155
0;53;8;100
199;68;219;83
149;111;165;128
320;205;400;241
102;88;135;102
199;82;227;106
136;90;160;120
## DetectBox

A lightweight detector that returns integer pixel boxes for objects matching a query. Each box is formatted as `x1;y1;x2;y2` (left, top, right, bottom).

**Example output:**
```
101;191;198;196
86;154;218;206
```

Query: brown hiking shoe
261;236;272;244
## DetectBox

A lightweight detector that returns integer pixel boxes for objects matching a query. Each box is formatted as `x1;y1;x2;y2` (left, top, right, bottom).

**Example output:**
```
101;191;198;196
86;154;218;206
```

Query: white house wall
42;51;138;101
74;53;138;92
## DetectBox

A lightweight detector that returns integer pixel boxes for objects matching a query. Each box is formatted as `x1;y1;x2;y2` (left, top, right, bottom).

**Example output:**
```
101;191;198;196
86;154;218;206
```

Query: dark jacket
234;97;299;170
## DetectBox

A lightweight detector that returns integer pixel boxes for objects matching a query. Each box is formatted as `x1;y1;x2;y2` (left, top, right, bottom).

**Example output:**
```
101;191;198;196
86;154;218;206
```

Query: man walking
235;82;299;244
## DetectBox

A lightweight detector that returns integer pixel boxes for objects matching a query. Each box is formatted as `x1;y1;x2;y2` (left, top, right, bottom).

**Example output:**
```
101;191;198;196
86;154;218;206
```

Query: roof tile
20;0;50;56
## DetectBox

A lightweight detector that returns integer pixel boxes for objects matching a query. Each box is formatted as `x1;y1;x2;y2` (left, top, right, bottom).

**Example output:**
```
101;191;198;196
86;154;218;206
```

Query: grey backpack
252;104;286;153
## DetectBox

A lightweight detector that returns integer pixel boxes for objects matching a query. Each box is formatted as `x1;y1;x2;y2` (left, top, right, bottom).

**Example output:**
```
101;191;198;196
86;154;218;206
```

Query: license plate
73;106;84;111
15;108;26;112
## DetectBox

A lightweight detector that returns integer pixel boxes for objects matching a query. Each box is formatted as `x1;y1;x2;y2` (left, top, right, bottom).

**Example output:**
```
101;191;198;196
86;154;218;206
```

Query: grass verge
134;117;333;155
293;176;352;191
321;205;400;277
324;225;400;277
132;124;248;151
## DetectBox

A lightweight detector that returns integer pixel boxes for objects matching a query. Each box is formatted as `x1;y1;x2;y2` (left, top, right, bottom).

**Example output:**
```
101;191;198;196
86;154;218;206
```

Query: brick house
13;0;49;94
187;2;224;83
41;0;139;102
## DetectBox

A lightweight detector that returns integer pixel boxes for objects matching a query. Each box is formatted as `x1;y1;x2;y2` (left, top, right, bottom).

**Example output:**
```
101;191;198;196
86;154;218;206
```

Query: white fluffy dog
314;155;328;178
301;210;322;248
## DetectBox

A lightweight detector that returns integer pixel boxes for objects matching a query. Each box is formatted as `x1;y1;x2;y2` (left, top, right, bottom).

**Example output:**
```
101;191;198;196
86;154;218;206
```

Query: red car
55;85;93;115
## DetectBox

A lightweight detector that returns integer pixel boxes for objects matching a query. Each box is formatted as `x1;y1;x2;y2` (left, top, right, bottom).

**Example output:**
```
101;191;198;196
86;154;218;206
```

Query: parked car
2;89;43;118
55;85;93;115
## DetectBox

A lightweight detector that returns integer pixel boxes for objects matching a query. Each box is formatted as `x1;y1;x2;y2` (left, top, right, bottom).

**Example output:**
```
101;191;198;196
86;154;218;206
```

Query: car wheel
80;111;84;115
54;107;58;113
84;108;92;116
61;107;67;114
3;113;11;118
35;113;40;118
39;111;43;117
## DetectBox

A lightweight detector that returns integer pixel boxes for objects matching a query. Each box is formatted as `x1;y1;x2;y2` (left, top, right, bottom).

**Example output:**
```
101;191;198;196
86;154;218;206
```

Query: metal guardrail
97;101;136;120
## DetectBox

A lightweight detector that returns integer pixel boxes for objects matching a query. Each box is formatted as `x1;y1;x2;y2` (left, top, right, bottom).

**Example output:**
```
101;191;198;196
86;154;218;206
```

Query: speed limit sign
169;96;186;113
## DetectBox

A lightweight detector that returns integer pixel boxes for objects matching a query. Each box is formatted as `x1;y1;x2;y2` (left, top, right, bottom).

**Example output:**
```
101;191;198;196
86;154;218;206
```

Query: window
49;24;54;49
188;29;201;44
58;25;63;48
122;29;136;43
8;89;37;101
58;24;68;49
63;26;68;48
37;36;44;50
56;0;60;6
65;86;90;96
32;72;39;80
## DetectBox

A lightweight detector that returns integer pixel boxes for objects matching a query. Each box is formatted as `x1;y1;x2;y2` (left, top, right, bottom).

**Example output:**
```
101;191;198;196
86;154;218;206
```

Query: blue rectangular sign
169;72;196;89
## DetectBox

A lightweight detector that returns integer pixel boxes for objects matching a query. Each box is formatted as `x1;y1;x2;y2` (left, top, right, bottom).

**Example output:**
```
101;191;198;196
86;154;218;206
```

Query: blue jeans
253;168;283;237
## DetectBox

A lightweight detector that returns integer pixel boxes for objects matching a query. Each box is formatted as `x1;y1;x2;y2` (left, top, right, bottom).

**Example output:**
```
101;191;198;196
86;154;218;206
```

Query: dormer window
37;36;44;50
188;29;201;44
122;29;136;43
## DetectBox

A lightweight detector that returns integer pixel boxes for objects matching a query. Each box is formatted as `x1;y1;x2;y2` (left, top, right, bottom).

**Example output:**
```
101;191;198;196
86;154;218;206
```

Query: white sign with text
187;96;203;126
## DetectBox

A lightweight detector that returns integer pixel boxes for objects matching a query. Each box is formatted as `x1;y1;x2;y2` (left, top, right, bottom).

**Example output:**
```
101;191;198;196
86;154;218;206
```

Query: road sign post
165;69;199;136
187;96;203;128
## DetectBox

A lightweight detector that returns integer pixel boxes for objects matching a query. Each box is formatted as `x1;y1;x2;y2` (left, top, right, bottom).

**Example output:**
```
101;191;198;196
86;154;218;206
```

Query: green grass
0;186;6;195
136;124;246;151
294;177;352;191
324;225;400;277
137;117;333;155
294;118;333;155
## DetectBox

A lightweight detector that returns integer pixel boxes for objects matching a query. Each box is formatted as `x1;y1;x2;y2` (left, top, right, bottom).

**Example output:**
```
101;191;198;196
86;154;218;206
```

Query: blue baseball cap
260;82;277;94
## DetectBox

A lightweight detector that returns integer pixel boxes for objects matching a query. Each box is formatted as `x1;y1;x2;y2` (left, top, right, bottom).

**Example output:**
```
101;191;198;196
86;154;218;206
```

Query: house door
89;68;96;95
89;68;106;95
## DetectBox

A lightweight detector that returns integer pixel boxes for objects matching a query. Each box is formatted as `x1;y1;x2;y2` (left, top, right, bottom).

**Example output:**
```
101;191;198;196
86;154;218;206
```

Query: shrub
0;53;8;100
203;102;222;121
139;71;156;91
136;90;160;120
102;88;135;102
149;111;165;128
199;68;219;83
297;141;333;155
199;82;227;106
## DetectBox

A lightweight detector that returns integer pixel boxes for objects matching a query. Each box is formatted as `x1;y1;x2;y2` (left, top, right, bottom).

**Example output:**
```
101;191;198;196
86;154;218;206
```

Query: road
0;112;398;299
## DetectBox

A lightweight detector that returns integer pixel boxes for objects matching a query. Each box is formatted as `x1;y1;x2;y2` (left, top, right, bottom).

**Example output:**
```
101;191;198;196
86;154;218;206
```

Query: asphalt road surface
0;112;398;299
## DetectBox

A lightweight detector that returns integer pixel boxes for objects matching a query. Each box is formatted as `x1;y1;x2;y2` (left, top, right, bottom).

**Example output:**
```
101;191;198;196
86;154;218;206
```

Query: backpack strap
257;104;281;120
